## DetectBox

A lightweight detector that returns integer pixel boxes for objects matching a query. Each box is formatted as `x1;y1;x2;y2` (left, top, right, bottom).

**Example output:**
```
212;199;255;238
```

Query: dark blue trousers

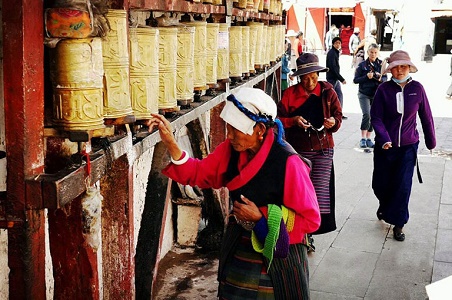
372;142;419;227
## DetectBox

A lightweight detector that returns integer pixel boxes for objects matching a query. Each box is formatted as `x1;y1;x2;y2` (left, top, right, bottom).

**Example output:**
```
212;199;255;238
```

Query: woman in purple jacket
370;50;436;242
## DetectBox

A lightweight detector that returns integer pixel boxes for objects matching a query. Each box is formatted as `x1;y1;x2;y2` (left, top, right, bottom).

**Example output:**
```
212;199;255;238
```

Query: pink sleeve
283;155;321;237
162;141;231;189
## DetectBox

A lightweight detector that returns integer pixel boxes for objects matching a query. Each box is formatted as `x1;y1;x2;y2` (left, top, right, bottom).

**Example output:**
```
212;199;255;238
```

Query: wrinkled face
390;64;410;80
368;48;379;62
226;123;260;153
300;72;319;92
333;40;341;50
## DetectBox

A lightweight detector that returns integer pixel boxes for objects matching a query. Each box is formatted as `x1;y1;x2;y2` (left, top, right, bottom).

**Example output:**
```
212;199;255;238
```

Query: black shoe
393;227;405;241
342;115;348;120
306;234;315;252
377;211;383;220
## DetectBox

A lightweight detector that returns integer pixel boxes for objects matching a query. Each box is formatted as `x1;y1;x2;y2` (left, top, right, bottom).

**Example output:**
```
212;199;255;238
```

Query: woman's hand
323;117;336;129
143;113;183;160
293;116;310;129
383;142;392;150
232;195;262;222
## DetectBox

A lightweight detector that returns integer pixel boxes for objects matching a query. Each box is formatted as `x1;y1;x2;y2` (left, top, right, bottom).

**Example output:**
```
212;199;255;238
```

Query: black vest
226;139;300;207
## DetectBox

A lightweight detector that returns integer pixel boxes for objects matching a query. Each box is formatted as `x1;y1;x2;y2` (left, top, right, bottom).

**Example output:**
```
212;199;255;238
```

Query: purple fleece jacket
370;78;436;149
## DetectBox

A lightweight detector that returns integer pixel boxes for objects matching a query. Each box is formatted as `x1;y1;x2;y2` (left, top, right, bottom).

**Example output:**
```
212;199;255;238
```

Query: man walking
326;37;347;119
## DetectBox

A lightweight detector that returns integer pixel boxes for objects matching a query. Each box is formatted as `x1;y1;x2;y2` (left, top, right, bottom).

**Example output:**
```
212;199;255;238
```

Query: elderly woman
371;50;436;241
277;53;342;248
146;87;320;299
353;43;386;148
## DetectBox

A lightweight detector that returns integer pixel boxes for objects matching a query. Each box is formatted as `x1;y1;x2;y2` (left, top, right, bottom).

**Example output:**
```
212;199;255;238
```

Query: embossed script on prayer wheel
50;38;104;131
241;26;250;76
247;21;259;73
129;27;159;120
182;21;207;91
206;23;219;86
158;26;178;109
102;9;133;119
229;26;242;78
176;25;195;104
217;23;229;81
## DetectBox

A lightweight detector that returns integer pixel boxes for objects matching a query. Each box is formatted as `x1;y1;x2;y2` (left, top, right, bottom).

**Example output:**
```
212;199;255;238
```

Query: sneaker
366;139;375;148
359;138;367;148
342;115;348;120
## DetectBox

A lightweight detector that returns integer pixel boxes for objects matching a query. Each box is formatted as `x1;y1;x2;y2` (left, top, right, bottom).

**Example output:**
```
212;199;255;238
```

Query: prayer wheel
263;0;270;12
246;0;254;10
258;0;264;12
212;0;223;4
50;38;104;131
247;21;259;73
158;26;178;109
241;26;250;77
182;21;207;91
236;0;246;8
102;9;133;119
229;26;243;79
269;0;275;14
203;0;213;3
206;23;220;86
269;25;277;62
263;25;270;66
217;23;229;81
253;0;260;12
176;25;195;105
129;27;159;119
252;22;265;69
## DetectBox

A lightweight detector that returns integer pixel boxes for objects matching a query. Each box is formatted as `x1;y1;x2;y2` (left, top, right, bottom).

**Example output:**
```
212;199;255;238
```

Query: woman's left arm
283;155;321;234
418;86;436;150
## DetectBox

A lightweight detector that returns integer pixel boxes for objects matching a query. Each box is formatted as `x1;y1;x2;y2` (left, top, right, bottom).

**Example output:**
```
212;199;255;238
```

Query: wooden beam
3;1;46;298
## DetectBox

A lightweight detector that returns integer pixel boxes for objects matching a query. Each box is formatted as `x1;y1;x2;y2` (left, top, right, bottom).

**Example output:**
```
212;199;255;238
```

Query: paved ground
154;53;452;300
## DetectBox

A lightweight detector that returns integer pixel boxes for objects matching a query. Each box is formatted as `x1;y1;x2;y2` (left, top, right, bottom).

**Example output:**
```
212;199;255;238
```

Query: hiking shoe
366;139;375;148
359;138;367;148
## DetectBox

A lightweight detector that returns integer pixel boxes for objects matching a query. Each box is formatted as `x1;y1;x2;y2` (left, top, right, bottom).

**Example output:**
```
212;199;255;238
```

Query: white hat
353;27;360;33
220;87;276;135
285;29;298;37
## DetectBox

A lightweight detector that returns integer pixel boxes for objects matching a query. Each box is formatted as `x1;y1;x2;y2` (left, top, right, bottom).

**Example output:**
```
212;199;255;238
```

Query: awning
363;0;404;11
431;10;452;19
298;0;356;9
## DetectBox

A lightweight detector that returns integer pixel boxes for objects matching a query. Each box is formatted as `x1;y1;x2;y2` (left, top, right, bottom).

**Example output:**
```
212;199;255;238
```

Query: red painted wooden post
3;1;46;298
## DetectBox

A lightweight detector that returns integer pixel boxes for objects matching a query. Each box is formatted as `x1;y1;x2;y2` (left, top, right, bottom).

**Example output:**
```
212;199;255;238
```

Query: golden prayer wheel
129;27;159;119
158;26;178;109
176;25;195;105
252;22;265;68
263;0;270;12
182;21;207;91
50;38;104;131
246;0;254;10
217;23;229;81
263;25;270;66
247;21;259;73
213;0;223;4
258;0;264;12
253;0;260;12
229;26;243;78
269;0;275;14
269;25;277;62
203;0;213;3
206;23;219;86
279;25;285;57
102;9;133;119
236;0;246;8
241;26;250;76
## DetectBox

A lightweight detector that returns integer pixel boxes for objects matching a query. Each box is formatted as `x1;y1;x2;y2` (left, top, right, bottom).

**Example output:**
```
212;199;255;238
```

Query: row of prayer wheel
193;0;283;15
48;9;285;131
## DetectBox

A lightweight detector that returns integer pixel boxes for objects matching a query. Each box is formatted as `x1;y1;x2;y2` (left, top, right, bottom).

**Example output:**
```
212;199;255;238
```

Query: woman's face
300;72;319;93
368;48;379;62
390;64;410;80
226;123;262;154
